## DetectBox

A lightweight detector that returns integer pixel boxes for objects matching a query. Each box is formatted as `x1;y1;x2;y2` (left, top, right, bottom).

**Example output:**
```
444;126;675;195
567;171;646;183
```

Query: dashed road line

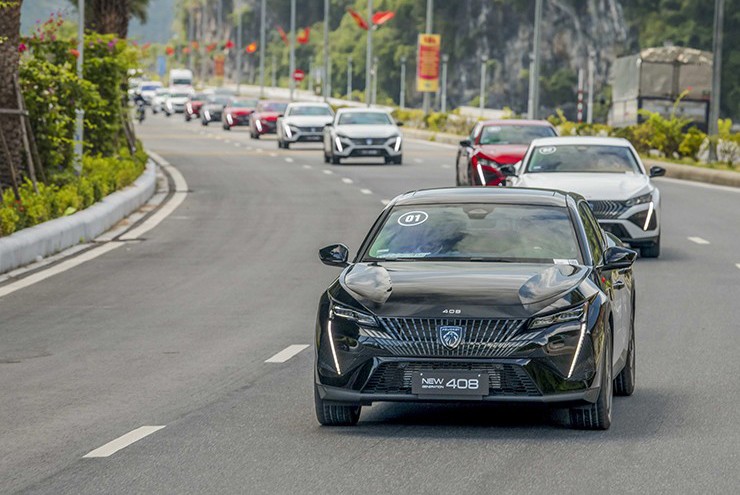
688;236;711;245
381;199;390;205
323;169;334;175
269;152;278;157
302;164;312;169
735;263;740;270
341;178;354;184
83;426;166;458
234;143;241;147
441;164;452;169
413;158;423;163
360;188;373;195
265;344;310;363
257;148;263;153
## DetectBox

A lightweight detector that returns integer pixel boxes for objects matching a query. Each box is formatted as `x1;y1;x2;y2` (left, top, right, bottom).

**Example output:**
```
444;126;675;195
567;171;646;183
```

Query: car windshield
526;144;641;174
171;92;190;98
288;106;332;116
260;102;288;112
478;125;555;145
209;96;232;105
231;100;258;108
141;84;161;92
364;204;582;263
338;112;392;125
191;93;209;101
171;78;191;85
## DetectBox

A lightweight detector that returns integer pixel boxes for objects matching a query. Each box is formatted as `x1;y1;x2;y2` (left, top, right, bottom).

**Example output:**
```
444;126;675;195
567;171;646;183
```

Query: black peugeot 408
314;188;637;430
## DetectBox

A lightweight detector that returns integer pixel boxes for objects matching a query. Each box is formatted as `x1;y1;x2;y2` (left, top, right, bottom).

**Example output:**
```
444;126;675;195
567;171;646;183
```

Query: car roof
336;107;390;114
480;119;553;127
288;102;330;107
390;187;581;207
529;136;633;147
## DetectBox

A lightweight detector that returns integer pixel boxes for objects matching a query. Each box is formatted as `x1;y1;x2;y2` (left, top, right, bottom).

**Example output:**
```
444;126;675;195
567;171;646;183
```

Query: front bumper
254;119;277;134
591;200;660;244
334;136;402;158
225;114;251;126
282;126;325;143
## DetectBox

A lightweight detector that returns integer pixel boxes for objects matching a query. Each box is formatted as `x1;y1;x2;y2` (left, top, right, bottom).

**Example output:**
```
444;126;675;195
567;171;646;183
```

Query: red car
249;101;288;139
184;92;210;122
222;98;259;130
455;120;557;186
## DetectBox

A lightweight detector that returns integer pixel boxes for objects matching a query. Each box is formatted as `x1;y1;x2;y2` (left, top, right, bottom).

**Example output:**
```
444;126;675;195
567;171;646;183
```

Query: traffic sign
293;69;305;82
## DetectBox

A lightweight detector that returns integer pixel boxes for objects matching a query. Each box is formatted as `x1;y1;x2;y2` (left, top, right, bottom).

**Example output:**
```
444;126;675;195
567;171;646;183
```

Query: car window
578;203;604;263
232;100;258;108
364;204;582;263
288;106;332;116
338;112;392;125
259;102;288;113
526;144;641;173
478;125;555;145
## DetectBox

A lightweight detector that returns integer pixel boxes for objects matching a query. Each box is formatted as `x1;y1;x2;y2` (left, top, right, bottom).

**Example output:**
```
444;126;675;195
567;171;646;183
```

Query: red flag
246;42;257;53
276;26;289;45
165;46;175;56
297;27;310;44
206;42;217;53
224;39;235;50
347;8;369;30
372;11;395;26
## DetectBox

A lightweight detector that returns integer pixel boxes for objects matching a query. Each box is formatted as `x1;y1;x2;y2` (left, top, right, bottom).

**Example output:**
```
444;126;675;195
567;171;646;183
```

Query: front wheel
314;385;360;426
393;155;403;165
640;237;660;258
569;328;612;430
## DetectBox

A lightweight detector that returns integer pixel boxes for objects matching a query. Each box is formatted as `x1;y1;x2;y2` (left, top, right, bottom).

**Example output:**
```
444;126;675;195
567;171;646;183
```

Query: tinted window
259;102;288;112
141;84;161;91
338;112;392;125
527;144;641;173
478;125;555;145
578;203;604;263
172;78;191;85
288;105;332;116
231;99;258;108
364;204;581;263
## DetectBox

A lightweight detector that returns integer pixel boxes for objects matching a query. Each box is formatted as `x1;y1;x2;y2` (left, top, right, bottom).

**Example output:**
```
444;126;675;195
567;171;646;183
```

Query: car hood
204;103;225;111
338;262;589;319
255;112;281;121
283;115;333;126
226;108;254;115
168;97;189;103
514;172;652;200
334;125;399;139
478;144;528;164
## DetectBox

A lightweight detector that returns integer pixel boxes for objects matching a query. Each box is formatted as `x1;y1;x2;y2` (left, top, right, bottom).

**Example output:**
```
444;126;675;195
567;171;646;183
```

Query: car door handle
614;280;626;290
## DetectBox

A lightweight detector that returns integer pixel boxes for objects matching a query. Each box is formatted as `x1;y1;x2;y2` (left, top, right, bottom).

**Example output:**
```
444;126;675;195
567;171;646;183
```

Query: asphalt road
1;112;739;494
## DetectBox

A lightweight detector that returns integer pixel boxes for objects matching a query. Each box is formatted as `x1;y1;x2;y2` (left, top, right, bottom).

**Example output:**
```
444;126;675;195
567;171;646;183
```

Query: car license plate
305;135;322;141
358;149;380;155
412;371;485;396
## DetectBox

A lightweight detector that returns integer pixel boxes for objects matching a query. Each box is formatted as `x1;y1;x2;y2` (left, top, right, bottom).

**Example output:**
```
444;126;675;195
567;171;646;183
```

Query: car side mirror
601;246;637;270
325;122;333;127
649;166;666;177
459;139;472;147
319;244;350;267
499;164;517;177
396;121;404;126
278;114;284;118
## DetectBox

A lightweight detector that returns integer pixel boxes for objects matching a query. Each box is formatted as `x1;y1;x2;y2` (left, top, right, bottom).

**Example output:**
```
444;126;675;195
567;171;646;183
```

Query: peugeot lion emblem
438;326;463;350
366;138;373;145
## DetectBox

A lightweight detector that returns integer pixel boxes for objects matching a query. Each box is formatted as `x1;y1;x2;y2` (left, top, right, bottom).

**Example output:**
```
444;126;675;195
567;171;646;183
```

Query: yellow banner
416;34;440;93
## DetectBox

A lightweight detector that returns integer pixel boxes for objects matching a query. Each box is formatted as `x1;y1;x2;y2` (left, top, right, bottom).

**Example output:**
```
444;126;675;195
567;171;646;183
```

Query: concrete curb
0;161;157;274
403;128;740;188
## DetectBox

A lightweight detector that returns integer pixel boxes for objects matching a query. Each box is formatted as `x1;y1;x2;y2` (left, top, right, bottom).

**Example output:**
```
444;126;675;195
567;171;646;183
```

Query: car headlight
283;123;293;138
330;302;378;327
529;302;587;330
625;192;653;207
477;157;497;168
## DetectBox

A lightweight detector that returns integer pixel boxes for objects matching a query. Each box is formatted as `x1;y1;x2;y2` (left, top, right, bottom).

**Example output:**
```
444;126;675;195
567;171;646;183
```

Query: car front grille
350;137;387;146
297;126;323;133
373;318;527;358
588;200;628;219
362;361;541;396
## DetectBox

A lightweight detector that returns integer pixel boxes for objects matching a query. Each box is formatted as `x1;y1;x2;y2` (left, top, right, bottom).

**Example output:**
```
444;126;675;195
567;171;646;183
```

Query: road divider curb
0;162;157;275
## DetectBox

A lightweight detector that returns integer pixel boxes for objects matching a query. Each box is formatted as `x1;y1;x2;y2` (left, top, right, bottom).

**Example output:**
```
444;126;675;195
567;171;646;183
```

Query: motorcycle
135;101;146;123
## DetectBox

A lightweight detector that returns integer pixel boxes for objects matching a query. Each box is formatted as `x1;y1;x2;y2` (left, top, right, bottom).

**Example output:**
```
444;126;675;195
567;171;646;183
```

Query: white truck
169;69;193;88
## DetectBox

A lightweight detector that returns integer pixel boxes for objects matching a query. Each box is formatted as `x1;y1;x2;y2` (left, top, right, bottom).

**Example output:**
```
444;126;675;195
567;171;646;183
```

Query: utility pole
587;50;595;124
74;0;84;173
289;0;296;101
217;0;223;35
440;53;448;113
399;56;406;108
372;56;378;105
323;0;330;101
577;68;584;123
480;55;487;116
259;0;266;98
236;0;243;94
327;59;332;100
365;0;373;106
271;54;277;88
188;8;194;73
347;56;353;99
527;0;543;119
422;0;433;114
708;0;724;161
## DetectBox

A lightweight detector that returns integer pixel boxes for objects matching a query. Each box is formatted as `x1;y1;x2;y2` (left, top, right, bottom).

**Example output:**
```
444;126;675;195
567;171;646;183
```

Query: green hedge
0;146;146;237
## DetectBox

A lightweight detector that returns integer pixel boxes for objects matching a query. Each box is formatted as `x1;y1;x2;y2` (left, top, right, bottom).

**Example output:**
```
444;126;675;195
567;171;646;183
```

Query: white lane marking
655;177;740;193
257;148;263;153
302;164;312;169
381;199;390;205
285;157;294;163
234;143;241;147
224;140;231;144
269;152;277;157
413;158;423;163
736;263;740;270
441;164;452;169
687;236;711;245
246;146;254;151
323;169;334;175
83;426;166;458
265;344;310;363
341;177;353;184
360;188;372;195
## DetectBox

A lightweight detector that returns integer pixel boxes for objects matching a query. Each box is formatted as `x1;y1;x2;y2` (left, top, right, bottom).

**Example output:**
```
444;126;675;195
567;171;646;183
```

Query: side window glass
470;123;481;142
578;203;603;263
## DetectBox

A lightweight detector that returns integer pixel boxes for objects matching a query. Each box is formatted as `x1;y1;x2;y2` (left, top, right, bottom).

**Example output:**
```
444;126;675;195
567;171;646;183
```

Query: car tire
323;151;330;163
223;124;230;131
201;120;208;126
283;141;290;149
331;153;341;165
614;308;636;396
314;385;360;426
393;155;403;165
569;327;612;430
640;237;660;258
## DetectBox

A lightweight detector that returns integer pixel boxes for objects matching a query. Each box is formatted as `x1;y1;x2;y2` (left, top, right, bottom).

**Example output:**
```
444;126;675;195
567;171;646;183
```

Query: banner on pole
416;34;440;93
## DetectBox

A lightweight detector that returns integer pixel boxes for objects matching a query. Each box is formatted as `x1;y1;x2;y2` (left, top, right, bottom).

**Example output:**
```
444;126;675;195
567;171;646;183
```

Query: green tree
67;0;151;38
0;0;24;191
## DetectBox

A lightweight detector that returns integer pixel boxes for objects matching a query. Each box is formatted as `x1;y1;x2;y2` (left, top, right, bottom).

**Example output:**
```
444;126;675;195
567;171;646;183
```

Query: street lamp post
236;0;243;94
527;0;543;119
708;0;725;161
271;54;276;88
422;0;433;114
480;55;488;116
365;0;373;106
74;0;84;173
347;56;353;100
372;56;378;106
587;50;595;124
259;0;266;98
289;0;296;101
323;0;330;102
440;53;448;113
399;56;406;108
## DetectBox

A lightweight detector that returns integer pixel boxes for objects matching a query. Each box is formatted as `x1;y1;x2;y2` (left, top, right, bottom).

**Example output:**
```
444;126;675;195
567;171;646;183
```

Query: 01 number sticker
397;211;429;227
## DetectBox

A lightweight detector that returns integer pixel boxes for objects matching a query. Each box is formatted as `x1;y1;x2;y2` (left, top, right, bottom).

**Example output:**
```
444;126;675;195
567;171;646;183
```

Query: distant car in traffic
249;101;289;138
163;89;193;116
509;136;665;257
456;120;557;186
151;88;170;114
222;98;259;130
185;92;211;122
135;80;163;106
276;102;334;149
323;108;403;165
314;187;637;430
201;95;234;126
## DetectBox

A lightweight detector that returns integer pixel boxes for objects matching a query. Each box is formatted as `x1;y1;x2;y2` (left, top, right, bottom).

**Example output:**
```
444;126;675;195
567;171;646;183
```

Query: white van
169;69;193;88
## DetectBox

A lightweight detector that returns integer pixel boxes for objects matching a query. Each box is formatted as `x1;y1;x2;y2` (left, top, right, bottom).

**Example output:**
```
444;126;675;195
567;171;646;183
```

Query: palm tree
68;0;151;38
0;0;23;191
